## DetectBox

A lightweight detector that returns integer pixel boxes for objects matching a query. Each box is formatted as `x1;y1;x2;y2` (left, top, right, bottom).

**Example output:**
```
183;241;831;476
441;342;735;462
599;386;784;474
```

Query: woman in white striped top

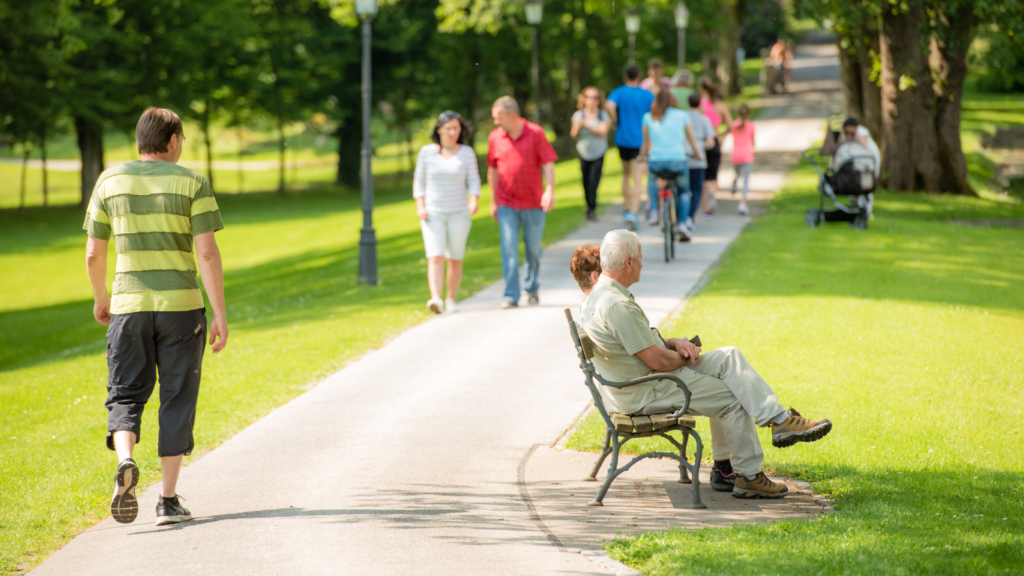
414;110;481;314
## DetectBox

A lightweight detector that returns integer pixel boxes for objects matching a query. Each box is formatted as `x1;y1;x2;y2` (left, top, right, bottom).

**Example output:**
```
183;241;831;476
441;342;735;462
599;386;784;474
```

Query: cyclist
640;89;703;240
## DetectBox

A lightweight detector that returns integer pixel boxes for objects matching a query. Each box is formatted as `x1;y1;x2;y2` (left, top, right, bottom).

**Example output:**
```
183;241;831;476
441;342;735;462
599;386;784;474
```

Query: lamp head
674;3;689;29
525;0;543;25
624;10;640;34
355;0;378;17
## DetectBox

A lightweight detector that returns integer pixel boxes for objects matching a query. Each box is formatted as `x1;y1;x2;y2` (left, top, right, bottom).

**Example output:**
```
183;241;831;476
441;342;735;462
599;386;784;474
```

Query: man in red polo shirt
487;96;559;309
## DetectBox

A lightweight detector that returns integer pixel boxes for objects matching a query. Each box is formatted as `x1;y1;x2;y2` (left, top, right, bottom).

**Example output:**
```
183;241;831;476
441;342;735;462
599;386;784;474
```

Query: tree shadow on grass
724;186;1024;314
0;190;587;374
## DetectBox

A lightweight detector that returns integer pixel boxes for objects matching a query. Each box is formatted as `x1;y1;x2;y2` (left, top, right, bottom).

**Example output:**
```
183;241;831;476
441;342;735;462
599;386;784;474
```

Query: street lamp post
624;10;640;66
675;3;689;72
525;0;543;125
356;0;378;285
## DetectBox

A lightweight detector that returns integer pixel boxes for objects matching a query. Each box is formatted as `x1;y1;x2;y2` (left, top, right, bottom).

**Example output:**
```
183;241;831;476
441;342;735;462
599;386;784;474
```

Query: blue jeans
688;167;706;220
647;160;690;223
497;205;545;300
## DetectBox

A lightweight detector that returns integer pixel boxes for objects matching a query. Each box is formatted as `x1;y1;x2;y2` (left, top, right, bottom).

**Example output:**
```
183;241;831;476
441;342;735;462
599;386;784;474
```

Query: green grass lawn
0;153;626;573
565;159;1024;575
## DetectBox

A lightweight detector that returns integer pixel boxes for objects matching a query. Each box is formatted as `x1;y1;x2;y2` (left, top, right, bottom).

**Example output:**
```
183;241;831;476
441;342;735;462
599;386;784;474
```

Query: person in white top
839;117;879;215
413;111;481;314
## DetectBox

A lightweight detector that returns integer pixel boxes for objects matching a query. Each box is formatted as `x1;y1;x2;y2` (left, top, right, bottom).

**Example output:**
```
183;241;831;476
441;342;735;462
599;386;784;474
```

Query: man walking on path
487;96;558;309
605;65;654;231
84;107;228;526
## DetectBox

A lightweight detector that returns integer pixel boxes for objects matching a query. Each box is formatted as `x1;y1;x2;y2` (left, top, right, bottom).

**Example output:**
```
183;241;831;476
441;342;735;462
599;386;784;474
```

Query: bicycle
650;168;683;263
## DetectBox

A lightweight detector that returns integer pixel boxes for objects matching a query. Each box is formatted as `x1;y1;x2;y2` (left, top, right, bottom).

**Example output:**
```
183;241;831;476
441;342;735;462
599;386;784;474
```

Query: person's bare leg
427;256;445;300
636;160;648;214
160;455;184;498
621;158;634;213
113;430;136;462
703;177;718;213
111;430;136;500
445;259;463;300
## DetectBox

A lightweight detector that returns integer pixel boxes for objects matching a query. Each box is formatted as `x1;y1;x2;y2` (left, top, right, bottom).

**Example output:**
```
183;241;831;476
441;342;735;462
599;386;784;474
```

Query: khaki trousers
640;347;786;476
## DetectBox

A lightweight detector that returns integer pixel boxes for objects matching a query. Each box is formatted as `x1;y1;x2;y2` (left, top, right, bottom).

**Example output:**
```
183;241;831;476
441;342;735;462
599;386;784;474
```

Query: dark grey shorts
105;308;207;457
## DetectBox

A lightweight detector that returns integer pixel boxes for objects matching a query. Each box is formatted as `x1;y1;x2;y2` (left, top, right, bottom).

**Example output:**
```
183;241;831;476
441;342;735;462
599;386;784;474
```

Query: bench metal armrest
593;372;693;421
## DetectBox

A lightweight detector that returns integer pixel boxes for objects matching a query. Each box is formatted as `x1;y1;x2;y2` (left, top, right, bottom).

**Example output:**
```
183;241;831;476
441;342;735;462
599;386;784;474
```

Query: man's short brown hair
136;107;183;154
570;245;602;291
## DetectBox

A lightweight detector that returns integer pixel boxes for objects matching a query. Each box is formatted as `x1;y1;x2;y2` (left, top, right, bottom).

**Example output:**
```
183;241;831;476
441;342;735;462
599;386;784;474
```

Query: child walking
729;104;755;216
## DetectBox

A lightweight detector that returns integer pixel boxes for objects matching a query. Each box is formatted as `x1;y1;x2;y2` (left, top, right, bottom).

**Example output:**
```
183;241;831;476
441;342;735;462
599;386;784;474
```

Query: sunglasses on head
438;111;462;124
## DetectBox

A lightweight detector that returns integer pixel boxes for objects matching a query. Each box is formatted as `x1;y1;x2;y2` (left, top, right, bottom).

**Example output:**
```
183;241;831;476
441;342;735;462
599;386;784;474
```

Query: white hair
600;229;640;272
492;96;520;116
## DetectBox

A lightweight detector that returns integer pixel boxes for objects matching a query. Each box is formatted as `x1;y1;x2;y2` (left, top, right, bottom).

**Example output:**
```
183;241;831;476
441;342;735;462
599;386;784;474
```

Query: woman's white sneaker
427;298;443;314
445;298;459;313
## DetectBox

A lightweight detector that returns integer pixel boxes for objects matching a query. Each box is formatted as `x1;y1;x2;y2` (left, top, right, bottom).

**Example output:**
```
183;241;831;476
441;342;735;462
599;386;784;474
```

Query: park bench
564;309;706;509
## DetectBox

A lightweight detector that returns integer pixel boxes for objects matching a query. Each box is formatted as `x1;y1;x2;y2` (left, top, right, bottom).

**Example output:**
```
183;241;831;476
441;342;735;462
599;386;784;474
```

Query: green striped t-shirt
83;160;224;314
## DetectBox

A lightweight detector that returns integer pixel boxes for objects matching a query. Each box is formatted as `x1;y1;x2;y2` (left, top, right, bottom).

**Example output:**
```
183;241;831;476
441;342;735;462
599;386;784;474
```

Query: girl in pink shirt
729;104;755;216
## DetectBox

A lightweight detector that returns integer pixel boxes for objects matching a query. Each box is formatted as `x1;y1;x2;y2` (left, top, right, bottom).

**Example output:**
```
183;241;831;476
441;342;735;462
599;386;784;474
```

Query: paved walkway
32;37;840;576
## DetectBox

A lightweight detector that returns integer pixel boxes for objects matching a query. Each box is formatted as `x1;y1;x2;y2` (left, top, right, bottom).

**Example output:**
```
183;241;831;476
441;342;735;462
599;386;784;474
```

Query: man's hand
666;338;701;366
541;188;554;212
208;315;228;353
491;202;499;221
93;294;111;325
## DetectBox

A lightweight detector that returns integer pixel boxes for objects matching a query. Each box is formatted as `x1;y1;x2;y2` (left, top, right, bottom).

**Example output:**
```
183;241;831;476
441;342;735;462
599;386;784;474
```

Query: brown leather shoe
732;472;789;499
771;408;832;448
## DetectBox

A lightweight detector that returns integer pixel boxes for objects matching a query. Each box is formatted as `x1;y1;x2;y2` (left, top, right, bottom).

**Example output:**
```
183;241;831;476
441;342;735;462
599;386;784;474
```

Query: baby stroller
802;132;877;229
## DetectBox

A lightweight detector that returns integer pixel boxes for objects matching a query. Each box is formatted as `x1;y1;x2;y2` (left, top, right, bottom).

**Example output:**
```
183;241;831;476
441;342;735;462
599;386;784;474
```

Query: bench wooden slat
608;413;697;433
610;413;634;433
632;415;654;433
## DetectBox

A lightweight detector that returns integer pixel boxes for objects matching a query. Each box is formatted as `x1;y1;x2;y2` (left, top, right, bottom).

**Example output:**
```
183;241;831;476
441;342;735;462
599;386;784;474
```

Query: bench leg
678;430;691;484
589;436;620;506
686;429;707;509
586;429;613;482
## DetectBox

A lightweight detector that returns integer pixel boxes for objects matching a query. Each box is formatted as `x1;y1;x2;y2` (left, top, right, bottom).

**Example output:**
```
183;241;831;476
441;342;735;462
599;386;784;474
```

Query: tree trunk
19;148;29;218
75;116;104;207
40;135;48;207
836;33;865;121
855;18;883;140
930;3;975;196
203;106;215;191
277;117;286;195
717;1;742;97
879;1;942;191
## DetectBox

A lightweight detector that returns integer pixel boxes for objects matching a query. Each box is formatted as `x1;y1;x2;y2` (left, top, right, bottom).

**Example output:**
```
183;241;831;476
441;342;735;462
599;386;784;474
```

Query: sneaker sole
155;512;193;526
732;487;788;499
710;481;734;493
772;421;833;448
428;302;442;314
111;461;139;524
624;220;637;231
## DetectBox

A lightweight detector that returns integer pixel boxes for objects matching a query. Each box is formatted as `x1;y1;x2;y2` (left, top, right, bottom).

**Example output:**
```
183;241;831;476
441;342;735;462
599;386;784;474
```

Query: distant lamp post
625;10;640;66
675;3;689;72
525;0;543;125
356;0;378;285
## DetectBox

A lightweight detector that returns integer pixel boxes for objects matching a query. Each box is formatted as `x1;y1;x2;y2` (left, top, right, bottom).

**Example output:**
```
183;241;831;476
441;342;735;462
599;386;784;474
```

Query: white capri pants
420;210;473;260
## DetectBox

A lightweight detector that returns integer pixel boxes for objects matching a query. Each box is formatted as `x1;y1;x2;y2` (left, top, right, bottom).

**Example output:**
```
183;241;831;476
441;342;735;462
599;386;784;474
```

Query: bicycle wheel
662;191;673;262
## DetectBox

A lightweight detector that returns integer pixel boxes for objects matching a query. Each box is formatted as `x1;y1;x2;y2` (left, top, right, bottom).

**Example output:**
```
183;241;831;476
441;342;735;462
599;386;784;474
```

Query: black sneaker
155;495;193;526
710;461;737;492
110;458;139;524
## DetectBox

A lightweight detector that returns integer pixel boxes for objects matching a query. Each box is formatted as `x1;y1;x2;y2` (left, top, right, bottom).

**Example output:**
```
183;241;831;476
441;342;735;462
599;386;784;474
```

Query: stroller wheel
805;208;821;227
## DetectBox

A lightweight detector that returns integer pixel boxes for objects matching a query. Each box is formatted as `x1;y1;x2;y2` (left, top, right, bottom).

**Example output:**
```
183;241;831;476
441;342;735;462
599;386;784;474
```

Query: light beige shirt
579;275;678;415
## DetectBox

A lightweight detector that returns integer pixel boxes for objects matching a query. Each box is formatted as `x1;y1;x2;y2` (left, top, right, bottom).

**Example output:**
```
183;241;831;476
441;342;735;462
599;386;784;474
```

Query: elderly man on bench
578;230;832;498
